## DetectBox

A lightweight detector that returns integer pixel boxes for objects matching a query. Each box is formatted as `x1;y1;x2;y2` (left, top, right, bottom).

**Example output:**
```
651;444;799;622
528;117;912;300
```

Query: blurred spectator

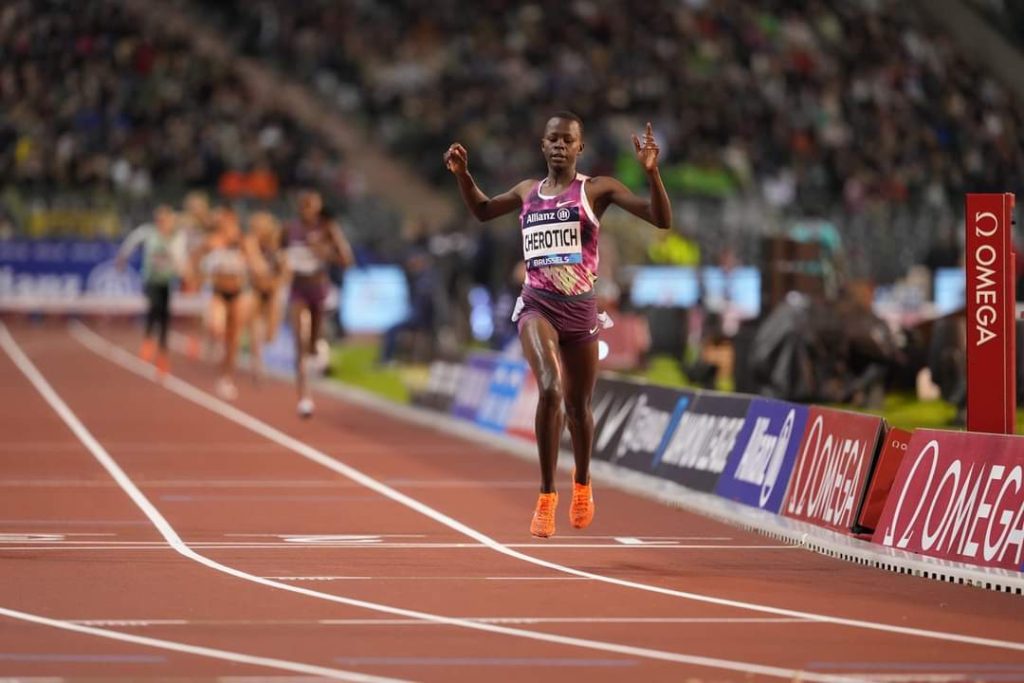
196;0;1023;210
647;229;701;266
380;218;437;363
922;221;961;273
966;0;1024;45
0;0;345;201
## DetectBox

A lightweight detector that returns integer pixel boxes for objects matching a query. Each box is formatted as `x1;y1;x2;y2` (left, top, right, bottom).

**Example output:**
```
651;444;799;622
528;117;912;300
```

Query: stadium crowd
196;0;1023;216
0;0;351;202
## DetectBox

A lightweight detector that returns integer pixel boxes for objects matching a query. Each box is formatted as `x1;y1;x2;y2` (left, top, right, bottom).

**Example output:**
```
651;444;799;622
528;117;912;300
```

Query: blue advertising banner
714;399;809;512
261;321;298;377
0;239;142;299
591;377;692;474
450;353;499;422
339;265;411;334
476;358;528;432
654;392;752;492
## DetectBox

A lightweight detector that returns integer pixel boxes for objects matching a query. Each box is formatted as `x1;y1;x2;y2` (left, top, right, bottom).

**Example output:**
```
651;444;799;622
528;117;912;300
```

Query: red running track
0;320;1022;682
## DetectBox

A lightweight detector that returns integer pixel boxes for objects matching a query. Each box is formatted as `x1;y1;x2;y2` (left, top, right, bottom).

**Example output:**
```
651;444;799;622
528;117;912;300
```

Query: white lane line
263;576;589;581
73;619;191;626
1;442;287;452
60;616;811;627
0;533;115;539
836;676;997;682
71;322;1024;655
318;617;815;626
0;605;403;682
579;536;735;541
0;481;552;491
1;331;858;683
0;542;797;550
226;534;426;539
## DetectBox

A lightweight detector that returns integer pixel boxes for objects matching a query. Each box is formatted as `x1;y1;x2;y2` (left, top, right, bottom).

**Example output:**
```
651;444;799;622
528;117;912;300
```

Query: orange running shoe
155;351;171;378
139;338;157;363
530;492;558;538
185;335;202;360
570;470;595;529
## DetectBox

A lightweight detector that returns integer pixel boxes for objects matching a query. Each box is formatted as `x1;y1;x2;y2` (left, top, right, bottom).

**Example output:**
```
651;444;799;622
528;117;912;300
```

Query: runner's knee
537;380;563;409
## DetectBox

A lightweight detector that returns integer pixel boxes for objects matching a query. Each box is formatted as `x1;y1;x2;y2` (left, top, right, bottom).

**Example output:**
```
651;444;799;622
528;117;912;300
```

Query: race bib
286;244;321;275
522;206;583;269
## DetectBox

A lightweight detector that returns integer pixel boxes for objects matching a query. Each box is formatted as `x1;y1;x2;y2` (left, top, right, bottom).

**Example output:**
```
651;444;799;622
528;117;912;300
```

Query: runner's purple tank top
518;173;600;296
283;219;328;276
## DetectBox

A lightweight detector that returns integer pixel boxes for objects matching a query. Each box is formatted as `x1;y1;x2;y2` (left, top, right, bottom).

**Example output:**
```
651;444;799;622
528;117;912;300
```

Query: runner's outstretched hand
631;122;660;173
444;143;469;175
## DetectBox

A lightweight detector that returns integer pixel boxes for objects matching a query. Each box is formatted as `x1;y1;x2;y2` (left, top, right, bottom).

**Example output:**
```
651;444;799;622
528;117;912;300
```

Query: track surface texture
1;320;1022;682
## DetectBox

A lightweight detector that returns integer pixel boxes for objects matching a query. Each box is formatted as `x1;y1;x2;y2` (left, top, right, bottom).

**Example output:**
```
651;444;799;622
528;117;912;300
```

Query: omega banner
965;193;1017;434
781;407;885;533
873;429;1024;572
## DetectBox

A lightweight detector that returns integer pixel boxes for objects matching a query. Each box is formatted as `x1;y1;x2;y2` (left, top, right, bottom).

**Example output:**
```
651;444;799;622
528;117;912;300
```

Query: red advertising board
856;427;913;534
782;407;884;533
965;193;1016;434
872;429;1024;571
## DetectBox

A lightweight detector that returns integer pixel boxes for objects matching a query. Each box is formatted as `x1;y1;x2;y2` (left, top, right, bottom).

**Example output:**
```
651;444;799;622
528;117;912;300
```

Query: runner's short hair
548;111;584;136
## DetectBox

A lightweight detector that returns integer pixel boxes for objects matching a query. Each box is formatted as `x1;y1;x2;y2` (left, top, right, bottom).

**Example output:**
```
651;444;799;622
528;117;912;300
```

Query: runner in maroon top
445;113;672;537
283;190;354;418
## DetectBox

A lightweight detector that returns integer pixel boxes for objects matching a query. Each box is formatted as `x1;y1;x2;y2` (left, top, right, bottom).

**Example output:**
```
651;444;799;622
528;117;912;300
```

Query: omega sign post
965;193;1017;434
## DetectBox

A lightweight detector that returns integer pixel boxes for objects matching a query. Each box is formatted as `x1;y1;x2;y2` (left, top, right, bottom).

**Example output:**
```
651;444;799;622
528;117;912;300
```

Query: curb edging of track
308;373;1024;596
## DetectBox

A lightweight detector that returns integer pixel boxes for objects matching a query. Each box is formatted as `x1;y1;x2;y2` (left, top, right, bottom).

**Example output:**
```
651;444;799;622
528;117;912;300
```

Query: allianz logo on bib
525;206;579;226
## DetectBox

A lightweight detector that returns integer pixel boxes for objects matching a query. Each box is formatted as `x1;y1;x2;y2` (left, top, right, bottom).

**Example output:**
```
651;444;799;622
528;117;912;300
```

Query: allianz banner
0;239;141;300
782;407;884;533
872;429;1024;572
653;392;751;492
590;377;690;474
714;399;809;512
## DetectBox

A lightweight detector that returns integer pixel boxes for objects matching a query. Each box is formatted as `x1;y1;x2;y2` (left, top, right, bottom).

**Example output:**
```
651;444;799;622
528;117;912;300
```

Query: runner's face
155;207;176;235
541;118;583;172
185;196;209;220
251;214;275;246
299;193;322;223
216;210;240;241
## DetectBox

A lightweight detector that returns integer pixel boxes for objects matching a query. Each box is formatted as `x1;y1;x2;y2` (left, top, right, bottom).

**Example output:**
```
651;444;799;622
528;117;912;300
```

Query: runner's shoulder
583;175;619;191
512;178;538;198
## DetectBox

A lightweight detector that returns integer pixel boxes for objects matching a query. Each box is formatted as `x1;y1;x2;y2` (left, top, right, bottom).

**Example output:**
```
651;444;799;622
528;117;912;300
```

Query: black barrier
588;378;691;474
653;392;752;492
